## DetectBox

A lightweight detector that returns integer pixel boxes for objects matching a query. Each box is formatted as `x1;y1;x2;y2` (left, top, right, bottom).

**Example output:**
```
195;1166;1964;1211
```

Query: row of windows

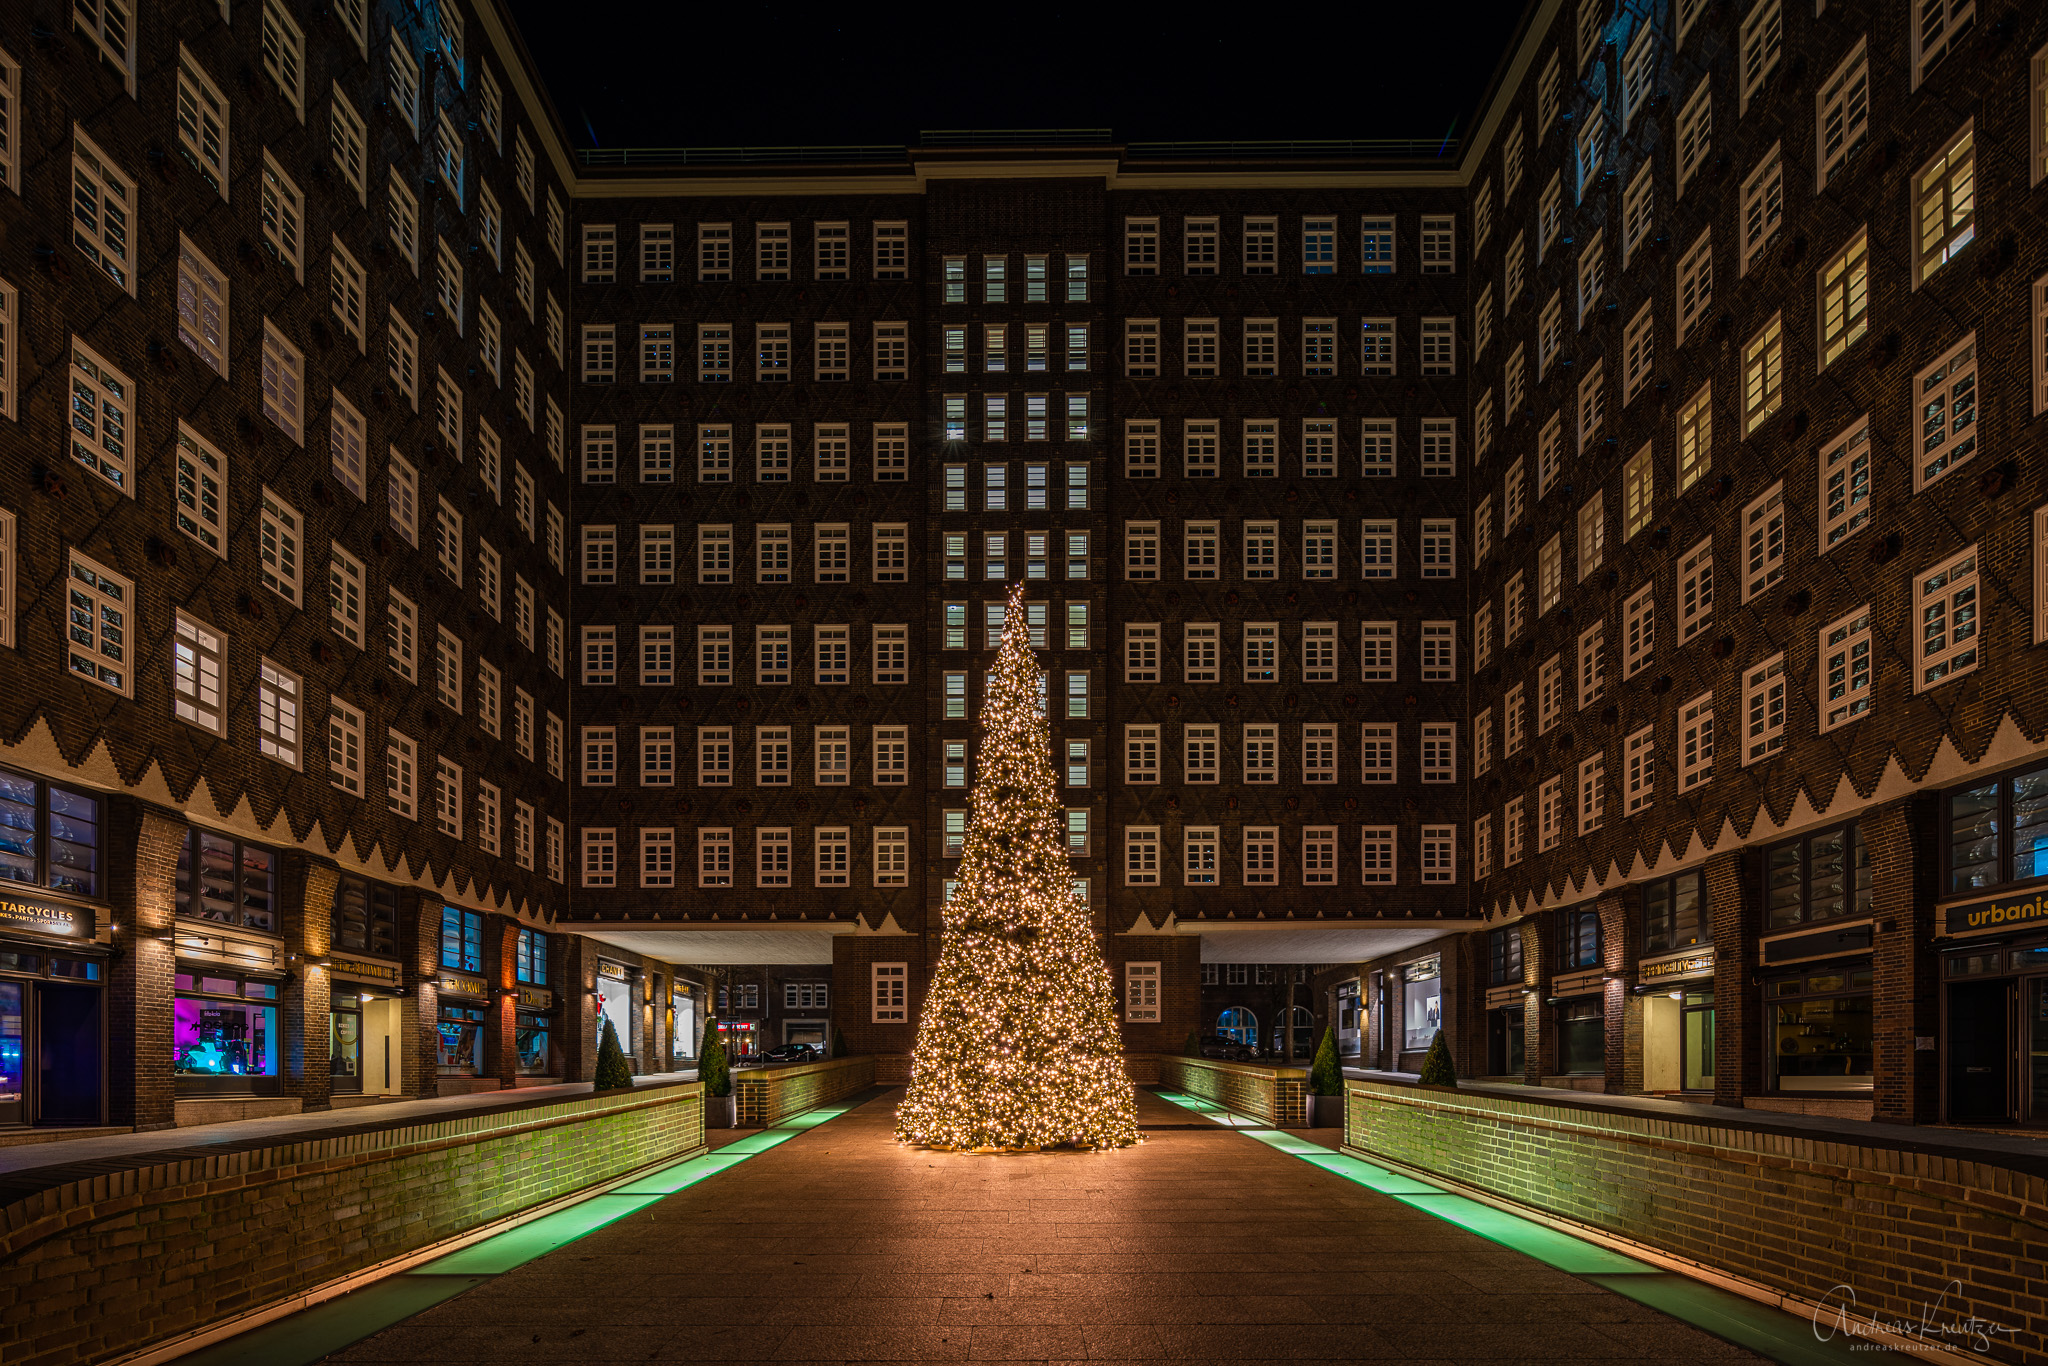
575;216;1465;288
1127;519;1457;582
582;220;911;285
1120;418;1457;479
1124;824;1457;886
580;320;912;382
590;720;1462;790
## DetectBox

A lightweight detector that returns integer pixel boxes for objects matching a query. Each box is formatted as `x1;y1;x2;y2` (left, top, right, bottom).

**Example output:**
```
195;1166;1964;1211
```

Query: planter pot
704;1094;736;1129
1308;1093;1345;1129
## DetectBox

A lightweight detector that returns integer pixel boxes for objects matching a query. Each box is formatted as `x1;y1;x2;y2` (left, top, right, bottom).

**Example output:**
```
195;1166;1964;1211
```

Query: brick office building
2;0;2045;1135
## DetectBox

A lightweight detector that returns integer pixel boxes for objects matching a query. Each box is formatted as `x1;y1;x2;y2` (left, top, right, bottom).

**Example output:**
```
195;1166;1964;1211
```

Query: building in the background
0;0;2043;1137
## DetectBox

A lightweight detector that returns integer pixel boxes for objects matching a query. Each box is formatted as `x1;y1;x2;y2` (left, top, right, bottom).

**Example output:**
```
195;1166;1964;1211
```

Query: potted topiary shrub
1417;1030;1459;1088
594;1017;633;1092
1183;1026;1204;1058
829;1024;848;1060
1307;1027;1343;1128
700;1024;735;1128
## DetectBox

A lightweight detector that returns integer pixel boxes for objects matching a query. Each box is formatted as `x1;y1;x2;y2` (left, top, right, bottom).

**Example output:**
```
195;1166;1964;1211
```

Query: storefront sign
1639;948;1716;983
1940;890;2048;939
331;958;399;984
1402;956;1441;983
438;971;488;998
518;986;553;1010
1551;968;1607;997
597;961;630;981
1761;921;1873;965
0;894;93;940
1484;984;1527;1009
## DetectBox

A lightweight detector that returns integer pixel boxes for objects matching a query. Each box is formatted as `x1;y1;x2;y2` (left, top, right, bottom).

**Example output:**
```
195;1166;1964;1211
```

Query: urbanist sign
0;894;91;939
1943;891;2048;938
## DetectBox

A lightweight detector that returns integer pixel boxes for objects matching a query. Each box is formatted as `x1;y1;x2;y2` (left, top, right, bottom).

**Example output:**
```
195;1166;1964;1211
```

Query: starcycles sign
1944;891;2048;937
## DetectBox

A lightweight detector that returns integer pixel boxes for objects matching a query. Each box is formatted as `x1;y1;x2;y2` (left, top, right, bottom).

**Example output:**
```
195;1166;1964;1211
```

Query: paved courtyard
319;1088;1768;1364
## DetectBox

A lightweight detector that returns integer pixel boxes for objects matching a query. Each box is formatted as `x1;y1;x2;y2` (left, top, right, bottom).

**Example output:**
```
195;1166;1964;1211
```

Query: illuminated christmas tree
896;583;1139;1151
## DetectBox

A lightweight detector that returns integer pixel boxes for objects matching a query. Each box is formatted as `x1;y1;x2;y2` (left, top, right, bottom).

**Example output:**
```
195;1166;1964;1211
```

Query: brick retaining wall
1343;1079;2048;1364
732;1056;877;1127
0;1081;706;1366
1157;1057;1307;1127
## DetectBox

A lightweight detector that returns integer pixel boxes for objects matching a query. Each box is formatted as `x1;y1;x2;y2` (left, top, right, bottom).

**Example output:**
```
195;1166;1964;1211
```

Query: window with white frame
1625;725;1654;815
1360;318;1394;375
1915;546;1980;691
1818;604;1873;731
1914;124;1976;287
1420;827;1456;885
1302;725;1337;784
1818;228;1869;368
1742;314;1783;434
1817;41;1870;189
258;488;302;606
641;829;676;888
1742;482;1785;602
1421;318;1455;375
1539;535;1563;615
328;698;364;795
73;129;136;292
1914;335;1977;491
1538;654;1564;735
1578;621;1605;711
1912;0;1976;88
1676;81;1713;197
1578;752;1606;834
171;614;225;734
1742;655;1788;764
177;238;228;376
698;828;732;887
1676;230;1713;346
1538;775;1563;852
1243;725;1278;783
1361;827;1395;885
174;425;228;557
1361;723;1396;783
1622;584;1655;680
385;729;417;819
1818;418;1871;551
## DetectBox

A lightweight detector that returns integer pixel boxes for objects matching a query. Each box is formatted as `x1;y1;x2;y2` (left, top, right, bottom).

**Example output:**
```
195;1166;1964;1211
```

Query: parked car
761;1043;821;1065
1198;1034;1256;1062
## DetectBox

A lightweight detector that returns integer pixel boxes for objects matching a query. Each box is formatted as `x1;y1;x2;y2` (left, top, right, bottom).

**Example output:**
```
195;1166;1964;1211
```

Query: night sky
503;2;1533;154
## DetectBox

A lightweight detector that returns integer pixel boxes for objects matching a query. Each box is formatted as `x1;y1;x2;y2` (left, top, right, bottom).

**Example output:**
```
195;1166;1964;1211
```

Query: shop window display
1768;967;1873;1091
173;972;280;1082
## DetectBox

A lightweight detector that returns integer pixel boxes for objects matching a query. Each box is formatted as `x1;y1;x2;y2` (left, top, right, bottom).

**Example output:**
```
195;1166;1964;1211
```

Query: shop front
1398;955;1442;1067
0;770;108;1126
1939;761;2048;1126
1548;906;1605;1084
1335;978;1361;1058
596;960;635;1064
435;970;489;1086
514;927;555;1079
669;982;697;1064
1636;949;1716;1094
0;891;107;1127
1483;926;1524;1078
1637;871;1714;1095
716;1018;758;1058
1938;897;2048;1126
329;956;403;1098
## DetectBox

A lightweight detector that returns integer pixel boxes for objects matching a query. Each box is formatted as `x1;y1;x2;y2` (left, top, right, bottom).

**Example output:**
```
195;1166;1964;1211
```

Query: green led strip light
175;1095;872;1366
1150;1091;1903;1366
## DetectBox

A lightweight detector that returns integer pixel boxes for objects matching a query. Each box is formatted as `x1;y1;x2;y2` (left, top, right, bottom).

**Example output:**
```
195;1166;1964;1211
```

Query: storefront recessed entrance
1942;937;2048;1126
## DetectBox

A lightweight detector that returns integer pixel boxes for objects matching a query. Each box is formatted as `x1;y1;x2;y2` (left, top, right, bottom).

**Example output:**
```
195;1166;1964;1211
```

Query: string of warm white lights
896;582;1140;1152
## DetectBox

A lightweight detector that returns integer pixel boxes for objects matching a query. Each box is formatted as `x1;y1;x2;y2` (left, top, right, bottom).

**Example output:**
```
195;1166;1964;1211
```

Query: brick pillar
1534;910;1563;1079
1597;890;1639;1095
562;935;599;1083
1867;797;1939;1124
484;918;518;1087
1706;850;1759;1107
1518;915;1544;1084
107;800;184;1130
1448;932;1484;1078
406;896;442;1098
280;855;340;1112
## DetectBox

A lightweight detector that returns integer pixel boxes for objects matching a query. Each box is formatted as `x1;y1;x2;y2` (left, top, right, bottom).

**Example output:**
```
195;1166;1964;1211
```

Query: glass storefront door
2030;979;2048;1126
0;982;21;1126
1487;1007;1524;1076
329;1004;363;1094
1681;991;1716;1092
437;1003;485;1076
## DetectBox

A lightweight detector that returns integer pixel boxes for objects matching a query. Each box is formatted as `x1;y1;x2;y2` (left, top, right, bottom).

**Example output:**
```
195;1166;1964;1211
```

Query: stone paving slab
319;1087;1768;1364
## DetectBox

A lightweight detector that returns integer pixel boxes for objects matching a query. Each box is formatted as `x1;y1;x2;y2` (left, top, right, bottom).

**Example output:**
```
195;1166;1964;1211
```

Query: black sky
504;2;1533;153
